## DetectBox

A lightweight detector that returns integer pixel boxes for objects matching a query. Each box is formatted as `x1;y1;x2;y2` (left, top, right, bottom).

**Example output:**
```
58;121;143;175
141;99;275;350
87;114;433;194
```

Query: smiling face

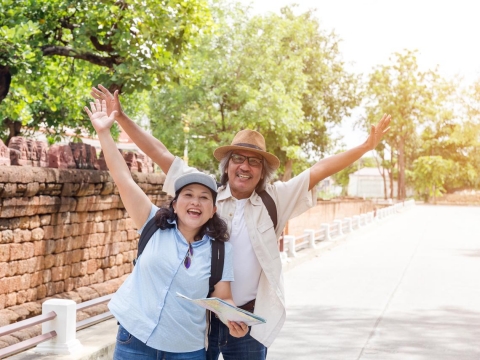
226;149;264;199
172;183;217;240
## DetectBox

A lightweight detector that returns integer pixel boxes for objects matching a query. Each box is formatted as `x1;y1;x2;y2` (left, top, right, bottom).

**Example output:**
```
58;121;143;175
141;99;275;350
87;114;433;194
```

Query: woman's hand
90;84;124;119
84;99;117;134
227;321;248;338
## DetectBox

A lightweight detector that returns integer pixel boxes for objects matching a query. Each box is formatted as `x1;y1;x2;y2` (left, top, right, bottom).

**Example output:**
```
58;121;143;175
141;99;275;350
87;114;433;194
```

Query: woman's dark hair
153;191;229;242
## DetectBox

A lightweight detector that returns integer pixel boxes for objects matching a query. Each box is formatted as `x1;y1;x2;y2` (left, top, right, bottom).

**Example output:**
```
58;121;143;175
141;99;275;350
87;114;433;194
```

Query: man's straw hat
213;130;280;169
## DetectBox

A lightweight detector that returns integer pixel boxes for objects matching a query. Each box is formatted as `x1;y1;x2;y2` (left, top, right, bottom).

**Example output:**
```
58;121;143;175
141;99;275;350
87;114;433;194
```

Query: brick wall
0;166;168;340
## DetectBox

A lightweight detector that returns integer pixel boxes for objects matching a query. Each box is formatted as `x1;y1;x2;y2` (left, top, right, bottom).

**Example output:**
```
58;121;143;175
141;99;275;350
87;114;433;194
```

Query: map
176;292;266;326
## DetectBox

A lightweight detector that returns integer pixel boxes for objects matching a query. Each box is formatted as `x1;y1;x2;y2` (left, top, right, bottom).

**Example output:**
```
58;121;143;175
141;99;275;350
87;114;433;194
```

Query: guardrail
281;199;415;258
0;295;114;357
0;199;414;358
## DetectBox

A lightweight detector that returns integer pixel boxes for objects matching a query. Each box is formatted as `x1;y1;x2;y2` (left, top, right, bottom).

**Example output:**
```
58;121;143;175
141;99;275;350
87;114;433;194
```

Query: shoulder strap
258;190;278;230
133;216;159;266
208;240;225;296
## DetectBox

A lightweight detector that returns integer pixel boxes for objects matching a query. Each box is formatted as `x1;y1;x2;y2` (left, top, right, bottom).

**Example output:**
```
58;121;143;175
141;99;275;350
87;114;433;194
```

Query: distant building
348;167;396;198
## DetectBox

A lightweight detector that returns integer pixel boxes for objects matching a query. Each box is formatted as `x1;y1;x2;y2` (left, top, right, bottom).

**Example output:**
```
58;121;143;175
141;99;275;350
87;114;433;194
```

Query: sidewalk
268;205;480;359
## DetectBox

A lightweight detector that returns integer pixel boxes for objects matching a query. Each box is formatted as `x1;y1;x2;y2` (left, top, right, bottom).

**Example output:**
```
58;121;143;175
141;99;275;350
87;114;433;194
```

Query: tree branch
90;36;114;52
41;45;122;68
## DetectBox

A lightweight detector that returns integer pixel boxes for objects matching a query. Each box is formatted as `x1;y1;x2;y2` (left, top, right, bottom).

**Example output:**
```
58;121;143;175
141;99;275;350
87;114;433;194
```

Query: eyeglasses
230;153;263;167
184;243;194;269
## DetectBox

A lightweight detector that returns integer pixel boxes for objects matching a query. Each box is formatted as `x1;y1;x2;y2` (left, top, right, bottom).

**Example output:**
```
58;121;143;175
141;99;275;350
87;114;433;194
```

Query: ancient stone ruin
1;136;153;173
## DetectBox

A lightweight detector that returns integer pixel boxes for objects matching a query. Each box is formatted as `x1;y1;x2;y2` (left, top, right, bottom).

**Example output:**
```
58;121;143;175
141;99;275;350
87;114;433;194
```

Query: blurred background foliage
1;0;479;199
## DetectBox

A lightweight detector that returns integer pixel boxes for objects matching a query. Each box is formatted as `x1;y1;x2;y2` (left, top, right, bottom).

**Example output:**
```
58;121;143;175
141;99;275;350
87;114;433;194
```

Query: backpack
133;189;277;296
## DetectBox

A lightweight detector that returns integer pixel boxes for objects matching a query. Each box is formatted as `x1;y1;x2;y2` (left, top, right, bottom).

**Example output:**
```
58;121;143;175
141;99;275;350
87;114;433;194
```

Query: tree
150;3;360;176
363;49;455;199
0;0;212;141
409;156;451;203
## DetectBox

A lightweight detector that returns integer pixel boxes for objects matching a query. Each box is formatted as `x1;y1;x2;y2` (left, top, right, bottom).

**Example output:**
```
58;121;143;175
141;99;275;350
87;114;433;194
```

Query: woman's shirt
108;205;234;352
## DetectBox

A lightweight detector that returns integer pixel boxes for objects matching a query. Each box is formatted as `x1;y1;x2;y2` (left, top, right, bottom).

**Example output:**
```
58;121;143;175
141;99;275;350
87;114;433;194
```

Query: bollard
35;299;82;355
304;229;316;249
284;235;297;257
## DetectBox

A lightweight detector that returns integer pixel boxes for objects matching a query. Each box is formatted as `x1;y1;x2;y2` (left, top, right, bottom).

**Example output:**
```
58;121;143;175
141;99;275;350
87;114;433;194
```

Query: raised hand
366;113;391;151
84;99;117;134
90;84;123;118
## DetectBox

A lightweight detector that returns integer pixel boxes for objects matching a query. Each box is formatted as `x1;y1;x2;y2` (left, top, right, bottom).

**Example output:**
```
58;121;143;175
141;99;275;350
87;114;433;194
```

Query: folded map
176;292;266;326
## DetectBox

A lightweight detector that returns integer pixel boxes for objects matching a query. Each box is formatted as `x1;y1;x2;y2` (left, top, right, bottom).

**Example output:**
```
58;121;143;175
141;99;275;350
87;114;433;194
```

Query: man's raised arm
308;113;391;190
90;85;175;173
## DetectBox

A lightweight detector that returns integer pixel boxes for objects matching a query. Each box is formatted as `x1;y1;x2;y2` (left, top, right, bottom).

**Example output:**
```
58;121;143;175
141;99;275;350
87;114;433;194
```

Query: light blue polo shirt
109;205;234;352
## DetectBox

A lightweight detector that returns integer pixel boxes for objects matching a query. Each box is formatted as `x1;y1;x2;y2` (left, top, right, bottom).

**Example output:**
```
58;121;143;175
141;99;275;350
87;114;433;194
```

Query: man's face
226;149;264;199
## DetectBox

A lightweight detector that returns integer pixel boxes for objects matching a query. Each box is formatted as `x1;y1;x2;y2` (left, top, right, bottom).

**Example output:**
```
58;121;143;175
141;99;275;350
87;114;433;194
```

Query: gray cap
174;173;218;194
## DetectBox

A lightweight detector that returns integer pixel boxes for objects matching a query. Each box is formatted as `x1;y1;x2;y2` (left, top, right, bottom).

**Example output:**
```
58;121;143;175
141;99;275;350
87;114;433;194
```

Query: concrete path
268;205;480;360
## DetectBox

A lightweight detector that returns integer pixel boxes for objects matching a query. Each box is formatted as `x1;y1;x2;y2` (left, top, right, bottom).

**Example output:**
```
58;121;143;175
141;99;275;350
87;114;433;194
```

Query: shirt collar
169;218;213;243
216;182;263;206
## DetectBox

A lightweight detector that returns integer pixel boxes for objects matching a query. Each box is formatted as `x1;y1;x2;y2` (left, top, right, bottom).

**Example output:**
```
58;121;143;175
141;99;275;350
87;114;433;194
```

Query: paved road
268;205;480;360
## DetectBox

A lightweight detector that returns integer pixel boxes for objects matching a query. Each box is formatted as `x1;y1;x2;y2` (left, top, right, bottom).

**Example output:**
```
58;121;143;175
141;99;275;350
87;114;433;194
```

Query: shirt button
229;213;233;217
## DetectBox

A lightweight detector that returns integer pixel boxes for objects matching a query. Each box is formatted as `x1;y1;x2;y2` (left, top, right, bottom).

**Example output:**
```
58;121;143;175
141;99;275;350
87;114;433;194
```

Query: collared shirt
164;157;316;347
108;204;234;352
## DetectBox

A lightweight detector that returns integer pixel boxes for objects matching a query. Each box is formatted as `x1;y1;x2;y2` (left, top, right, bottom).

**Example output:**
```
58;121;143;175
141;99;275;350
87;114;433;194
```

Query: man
91;85;391;359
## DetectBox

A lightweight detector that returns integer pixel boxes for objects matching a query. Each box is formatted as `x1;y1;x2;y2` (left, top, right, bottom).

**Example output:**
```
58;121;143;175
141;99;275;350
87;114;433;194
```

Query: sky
238;0;480;148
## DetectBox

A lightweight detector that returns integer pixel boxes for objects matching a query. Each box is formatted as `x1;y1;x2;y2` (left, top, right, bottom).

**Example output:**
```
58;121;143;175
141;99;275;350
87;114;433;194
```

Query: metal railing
282;200;415;258
0;294;114;358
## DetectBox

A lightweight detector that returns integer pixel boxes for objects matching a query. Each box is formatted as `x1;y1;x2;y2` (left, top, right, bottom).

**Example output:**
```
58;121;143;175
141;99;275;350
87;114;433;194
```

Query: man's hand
366;113;392;150
90;84;124;118
227;321;248;338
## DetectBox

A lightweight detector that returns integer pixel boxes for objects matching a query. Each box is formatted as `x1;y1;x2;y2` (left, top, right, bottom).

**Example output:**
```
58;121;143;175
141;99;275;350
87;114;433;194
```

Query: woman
85;99;247;360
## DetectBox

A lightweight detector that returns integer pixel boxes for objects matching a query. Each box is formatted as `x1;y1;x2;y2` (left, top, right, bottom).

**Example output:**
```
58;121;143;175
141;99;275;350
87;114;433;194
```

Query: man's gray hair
218;150;276;192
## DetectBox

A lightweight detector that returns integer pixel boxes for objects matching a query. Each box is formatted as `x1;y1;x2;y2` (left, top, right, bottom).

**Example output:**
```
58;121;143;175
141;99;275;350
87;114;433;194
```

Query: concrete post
35;299;82;355
304;229;316;249
353;215;361;228
333;220;343;236
360;214;367;226
284;235;297;257
321;223;331;241
344;218;353;232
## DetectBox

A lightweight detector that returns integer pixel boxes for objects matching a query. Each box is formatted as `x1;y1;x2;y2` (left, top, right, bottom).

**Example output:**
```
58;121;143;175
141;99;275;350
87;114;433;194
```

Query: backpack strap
208;240;225;296
133;216;159;266
258;190;278;231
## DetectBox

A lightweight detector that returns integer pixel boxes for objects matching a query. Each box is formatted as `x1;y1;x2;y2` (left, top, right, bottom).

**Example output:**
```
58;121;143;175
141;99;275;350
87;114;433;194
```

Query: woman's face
172;183;217;233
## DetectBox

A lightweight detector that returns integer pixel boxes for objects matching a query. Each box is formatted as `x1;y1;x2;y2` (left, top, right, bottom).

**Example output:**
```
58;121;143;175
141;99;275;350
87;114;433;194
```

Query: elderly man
91;85;391;360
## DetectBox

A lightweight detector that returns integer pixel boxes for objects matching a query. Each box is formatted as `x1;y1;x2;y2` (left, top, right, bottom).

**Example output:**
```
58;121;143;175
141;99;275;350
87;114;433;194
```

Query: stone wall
0;166;167;348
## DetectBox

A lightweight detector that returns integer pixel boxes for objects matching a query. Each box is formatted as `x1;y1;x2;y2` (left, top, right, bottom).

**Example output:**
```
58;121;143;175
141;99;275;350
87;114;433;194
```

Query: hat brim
174;173;218;194
213;145;280;170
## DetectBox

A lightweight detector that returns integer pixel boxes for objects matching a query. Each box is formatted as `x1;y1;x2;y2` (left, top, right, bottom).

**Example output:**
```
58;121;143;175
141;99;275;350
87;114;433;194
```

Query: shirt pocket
257;221;279;260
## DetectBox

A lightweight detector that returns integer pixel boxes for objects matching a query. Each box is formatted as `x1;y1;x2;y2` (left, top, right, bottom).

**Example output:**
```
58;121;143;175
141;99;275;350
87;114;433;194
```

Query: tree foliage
363;50;455;199
149;3;360;177
408;156;452;203
0;0;212;142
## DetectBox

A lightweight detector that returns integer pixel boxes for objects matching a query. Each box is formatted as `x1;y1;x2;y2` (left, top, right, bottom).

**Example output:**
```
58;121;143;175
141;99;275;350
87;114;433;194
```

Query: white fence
281;199;415;258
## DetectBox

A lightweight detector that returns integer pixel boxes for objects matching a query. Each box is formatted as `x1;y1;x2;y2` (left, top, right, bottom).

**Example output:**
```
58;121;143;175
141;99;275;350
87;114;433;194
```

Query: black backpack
134;190;277;295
